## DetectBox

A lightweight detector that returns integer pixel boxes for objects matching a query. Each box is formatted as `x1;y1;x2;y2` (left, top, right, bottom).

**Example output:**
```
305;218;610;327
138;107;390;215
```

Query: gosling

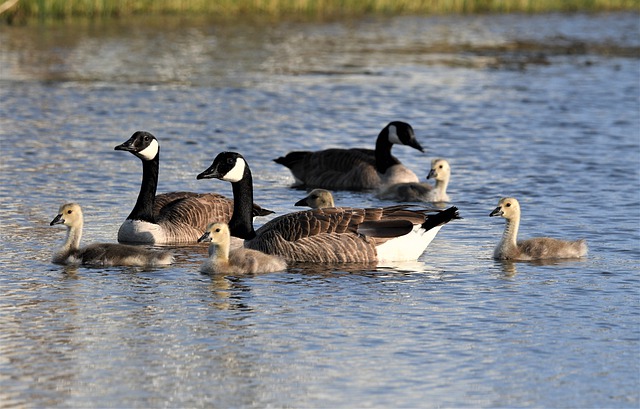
294;188;335;209
489;197;587;260
377;158;451;203
198;222;287;274
50;203;173;267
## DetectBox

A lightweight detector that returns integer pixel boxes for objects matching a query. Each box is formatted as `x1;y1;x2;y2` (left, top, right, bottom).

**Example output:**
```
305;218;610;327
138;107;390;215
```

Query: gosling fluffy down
198;222;287;274
294;189;336;209
377;158;451;203
490;197;587;261
50;203;173;267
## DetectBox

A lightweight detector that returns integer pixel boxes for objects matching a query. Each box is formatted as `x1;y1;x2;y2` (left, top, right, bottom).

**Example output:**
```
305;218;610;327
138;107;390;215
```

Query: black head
114;131;159;161
384;121;424;153
197;151;247;183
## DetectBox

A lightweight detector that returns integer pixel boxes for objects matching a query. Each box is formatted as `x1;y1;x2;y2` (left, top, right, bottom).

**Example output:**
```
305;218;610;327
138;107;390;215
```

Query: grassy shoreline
2;0;639;21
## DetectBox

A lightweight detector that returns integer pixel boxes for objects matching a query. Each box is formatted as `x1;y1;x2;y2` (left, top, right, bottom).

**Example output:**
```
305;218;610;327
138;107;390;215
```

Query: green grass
2;0;639;20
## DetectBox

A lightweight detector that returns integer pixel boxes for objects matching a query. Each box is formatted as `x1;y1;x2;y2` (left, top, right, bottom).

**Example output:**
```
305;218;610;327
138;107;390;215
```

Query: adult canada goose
377;158;451;203
50;203;173;267
114;131;273;244
198;222;287;274
274;121;424;191
489;197;588;260
294;188;335;209
197;151;460;263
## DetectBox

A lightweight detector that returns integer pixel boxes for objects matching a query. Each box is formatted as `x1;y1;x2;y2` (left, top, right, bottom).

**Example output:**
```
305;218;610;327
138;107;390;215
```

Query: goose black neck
127;155;158;222
228;167;257;240
374;129;400;174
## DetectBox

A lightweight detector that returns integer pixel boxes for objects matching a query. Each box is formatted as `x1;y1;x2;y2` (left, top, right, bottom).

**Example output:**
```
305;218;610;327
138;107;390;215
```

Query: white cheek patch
387;124;401;144
223;157;246;183
138;139;159;161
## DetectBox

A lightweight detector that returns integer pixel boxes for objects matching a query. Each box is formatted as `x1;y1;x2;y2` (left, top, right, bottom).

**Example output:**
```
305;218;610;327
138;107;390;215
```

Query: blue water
0;12;639;408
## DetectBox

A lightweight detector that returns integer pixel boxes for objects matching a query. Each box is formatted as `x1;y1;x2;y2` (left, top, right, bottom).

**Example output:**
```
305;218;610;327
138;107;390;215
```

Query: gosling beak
50;214;64;226
427;169;436;180
198;231;211;243
489;206;503;217
196;162;221;180
294;197;309;207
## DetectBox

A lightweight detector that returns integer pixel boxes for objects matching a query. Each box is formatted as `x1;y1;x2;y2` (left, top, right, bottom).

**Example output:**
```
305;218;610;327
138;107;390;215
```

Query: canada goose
198;222;287;274
294;189;335;209
489;197;588;260
197;151;460;263
273;121;424;191
114;131;273;244
50;203;173;267
377;158;451;203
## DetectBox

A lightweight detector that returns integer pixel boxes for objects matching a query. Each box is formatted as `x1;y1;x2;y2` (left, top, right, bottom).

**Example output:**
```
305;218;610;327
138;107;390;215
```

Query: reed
3;0;639;20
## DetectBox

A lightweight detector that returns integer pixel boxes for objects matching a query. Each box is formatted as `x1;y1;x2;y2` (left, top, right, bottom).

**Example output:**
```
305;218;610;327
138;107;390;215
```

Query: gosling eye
215;228;221;233
67;210;73;214
439;165;443;169
505;203;511;208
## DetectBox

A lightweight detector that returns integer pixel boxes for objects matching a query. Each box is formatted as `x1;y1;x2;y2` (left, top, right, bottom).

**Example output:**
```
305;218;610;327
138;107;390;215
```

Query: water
0;12;639;408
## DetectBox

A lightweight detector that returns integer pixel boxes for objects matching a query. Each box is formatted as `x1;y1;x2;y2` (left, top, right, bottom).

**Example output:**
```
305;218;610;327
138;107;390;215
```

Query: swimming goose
273;121;424;191
294;188;335;209
377;158;451;203
489;197;588;260
114;131;273;244
197;151;460;263
50;203;173;267
198;222;287;274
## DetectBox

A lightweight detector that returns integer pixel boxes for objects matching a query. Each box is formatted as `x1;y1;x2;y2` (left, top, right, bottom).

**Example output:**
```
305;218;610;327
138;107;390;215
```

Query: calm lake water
1;12;639;408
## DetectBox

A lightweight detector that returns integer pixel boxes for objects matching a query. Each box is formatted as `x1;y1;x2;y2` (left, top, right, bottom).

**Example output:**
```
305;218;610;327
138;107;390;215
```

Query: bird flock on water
49;121;587;273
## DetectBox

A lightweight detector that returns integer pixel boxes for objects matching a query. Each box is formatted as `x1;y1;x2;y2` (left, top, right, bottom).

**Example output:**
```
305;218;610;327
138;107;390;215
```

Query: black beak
114;137;136;152
489;206;502;217
50;214;64;226
198;231;211;242
409;139;425;153
427;169;436;180
196;162;220;180
294;197;309;207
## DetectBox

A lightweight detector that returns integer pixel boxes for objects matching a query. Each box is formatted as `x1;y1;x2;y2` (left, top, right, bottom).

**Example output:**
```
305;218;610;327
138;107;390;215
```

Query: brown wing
247;206;440;263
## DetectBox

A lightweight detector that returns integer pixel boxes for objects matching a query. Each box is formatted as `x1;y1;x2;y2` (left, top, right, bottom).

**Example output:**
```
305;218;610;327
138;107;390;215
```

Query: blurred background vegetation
1;0;638;22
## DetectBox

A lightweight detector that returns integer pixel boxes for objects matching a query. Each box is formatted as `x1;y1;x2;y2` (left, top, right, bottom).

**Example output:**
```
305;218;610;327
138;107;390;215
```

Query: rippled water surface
1;12;639;408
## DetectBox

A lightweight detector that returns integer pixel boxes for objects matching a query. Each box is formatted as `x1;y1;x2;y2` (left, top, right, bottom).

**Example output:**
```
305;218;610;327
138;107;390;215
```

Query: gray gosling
294;189;335;209
198;222;287;274
489;197;587;260
50;203;173;267
377;158;451;203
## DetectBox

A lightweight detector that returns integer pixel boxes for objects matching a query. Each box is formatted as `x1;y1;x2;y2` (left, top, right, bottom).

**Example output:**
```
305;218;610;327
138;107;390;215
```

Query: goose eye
505;203;511;207
144;135;150;142
215;228;221;233
227;158;234;165
67;210;72;214
439;165;443;169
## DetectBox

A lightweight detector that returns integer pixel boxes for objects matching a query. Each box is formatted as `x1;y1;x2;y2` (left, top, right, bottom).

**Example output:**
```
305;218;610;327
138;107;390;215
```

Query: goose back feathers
198;222;287;274
115;131;272;244
198;151;460;264
274;121;424;191
490;197;587;260
50;203;173;267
